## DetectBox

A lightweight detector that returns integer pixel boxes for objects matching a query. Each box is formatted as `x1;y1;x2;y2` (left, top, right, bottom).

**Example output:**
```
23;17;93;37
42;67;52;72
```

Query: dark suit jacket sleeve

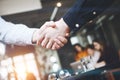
63;0;114;32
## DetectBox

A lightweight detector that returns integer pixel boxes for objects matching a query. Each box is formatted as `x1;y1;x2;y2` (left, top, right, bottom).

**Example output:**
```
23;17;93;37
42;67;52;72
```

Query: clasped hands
32;18;70;50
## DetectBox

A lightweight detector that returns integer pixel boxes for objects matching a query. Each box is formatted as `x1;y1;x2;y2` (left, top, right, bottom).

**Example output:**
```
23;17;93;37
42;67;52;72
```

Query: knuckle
50;21;54;23
45;22;49;25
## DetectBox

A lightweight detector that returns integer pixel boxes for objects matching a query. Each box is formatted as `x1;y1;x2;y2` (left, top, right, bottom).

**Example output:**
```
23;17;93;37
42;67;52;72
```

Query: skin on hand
32;19;70;50
32;29;39;43
51;18;70;50
40;27;68;49
32;21;56;44
42;18;70;50
52;36;68;50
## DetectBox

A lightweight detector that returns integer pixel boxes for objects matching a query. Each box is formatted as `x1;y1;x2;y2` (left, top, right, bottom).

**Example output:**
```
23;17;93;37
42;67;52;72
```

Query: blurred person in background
93;39;118;66
73;43;88;61
93;39;104;53
93;40;106;67
86;44;101;67
26;72;36;80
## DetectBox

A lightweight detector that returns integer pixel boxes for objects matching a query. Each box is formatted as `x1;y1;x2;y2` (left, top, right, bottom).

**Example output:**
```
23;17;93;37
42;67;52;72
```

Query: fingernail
52;47;55;50
46;46;48;49
57;46;60;49
41;44;45;48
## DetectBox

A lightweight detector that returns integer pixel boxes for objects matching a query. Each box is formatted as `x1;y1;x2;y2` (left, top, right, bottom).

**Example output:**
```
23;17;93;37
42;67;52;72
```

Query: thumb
65;33;70;37
39;21;56;35
48;21;56;28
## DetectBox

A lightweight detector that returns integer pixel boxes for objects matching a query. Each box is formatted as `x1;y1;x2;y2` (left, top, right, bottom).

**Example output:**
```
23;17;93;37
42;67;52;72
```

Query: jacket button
75;24;80;28
93;11;96;15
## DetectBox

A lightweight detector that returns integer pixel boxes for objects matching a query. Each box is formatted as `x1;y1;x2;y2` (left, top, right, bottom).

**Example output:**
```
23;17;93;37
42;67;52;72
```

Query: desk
63;62;120;80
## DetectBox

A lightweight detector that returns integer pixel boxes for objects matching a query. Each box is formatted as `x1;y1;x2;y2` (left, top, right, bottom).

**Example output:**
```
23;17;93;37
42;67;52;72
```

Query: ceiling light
56;2;62;7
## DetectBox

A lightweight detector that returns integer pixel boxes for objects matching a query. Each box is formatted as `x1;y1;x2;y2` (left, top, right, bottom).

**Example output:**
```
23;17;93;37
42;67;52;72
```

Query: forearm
91;52;101;65
5;24;37;45
55;18;70;37
95;61;106;68
63;0;85;31
63;0;114;32
0;18;37;45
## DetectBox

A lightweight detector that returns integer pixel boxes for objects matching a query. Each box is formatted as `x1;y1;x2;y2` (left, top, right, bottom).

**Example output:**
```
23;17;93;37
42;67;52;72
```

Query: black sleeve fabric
63;0;114;32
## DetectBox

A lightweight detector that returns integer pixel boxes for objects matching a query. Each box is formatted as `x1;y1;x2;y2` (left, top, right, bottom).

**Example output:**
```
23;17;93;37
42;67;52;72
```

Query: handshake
32;18;70;50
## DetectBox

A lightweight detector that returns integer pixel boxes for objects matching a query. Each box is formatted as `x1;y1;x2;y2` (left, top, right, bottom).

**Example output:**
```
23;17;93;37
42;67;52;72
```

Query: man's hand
41;18;70;50
52;18;70;49
41;27;68;49
32;19;70;50
32;21;56;44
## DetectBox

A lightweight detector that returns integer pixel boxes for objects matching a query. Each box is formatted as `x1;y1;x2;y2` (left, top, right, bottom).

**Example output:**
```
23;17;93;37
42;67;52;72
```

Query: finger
52;43;56;50
46;39;54;49
39;21;56;34
41;37;49;47
37;36;44;45
36;31;45;45
57;36;68;44
37;21;55;45
55;43;61;50
65;33;70;37
52;43;60;50
48;21;56;28
54;39;64;47
37;21;56;44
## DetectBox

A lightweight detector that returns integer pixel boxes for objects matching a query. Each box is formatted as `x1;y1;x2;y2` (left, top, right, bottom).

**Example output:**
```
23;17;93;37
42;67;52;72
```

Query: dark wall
57;39;75;69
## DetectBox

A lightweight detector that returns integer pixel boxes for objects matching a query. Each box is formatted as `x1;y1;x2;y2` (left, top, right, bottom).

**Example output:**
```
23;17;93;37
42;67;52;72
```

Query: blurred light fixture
75;24;80;28
70;36;79;45
50;56;57;63
56;2;62;7
87;35;93;44
0;67;8;79
82;29;87;34
59;70;71;79
48;73;57;80
109;15;114;20
93;11;96;15
52;63;59;72
50;2;62;21
0;42;6;56
96;15;106;24
89;20;93;23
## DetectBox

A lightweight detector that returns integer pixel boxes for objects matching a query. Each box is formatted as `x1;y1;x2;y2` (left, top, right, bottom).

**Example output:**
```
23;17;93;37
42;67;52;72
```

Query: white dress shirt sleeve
90;51;101;65
0;17;38;45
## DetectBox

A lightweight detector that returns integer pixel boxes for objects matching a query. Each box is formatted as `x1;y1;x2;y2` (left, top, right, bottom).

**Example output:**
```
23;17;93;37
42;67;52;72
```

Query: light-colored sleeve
90;51;101;65
0;17;38;45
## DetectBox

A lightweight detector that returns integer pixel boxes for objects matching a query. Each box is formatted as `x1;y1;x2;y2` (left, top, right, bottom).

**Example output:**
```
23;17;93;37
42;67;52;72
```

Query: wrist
55;18;70;37
32;29;39;44
59;18;69;30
